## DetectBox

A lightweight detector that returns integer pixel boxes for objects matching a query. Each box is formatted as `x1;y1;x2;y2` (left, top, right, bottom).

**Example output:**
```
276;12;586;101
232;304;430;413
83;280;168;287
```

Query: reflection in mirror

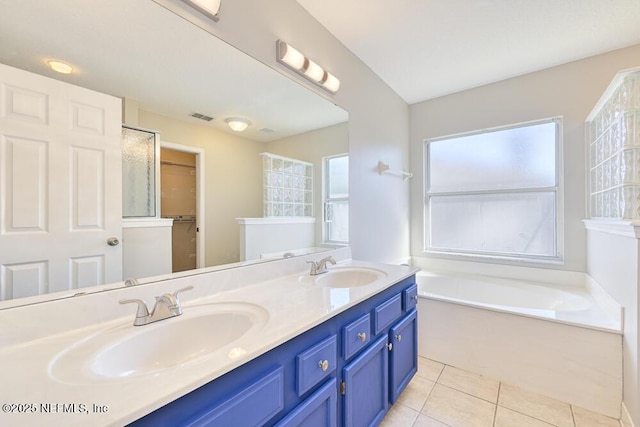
0;0;348;308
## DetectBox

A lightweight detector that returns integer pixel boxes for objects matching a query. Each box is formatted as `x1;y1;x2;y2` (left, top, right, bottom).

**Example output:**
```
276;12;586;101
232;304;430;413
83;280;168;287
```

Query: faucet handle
173;285;194;301
119;299;149;319
306;260;318;275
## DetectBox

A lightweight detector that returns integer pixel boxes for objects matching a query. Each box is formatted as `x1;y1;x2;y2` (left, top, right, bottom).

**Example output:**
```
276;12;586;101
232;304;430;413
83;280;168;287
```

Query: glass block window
324;154;349;243
424;118;561;261
122;126;158;217
261;153;313;217
586;69;640;219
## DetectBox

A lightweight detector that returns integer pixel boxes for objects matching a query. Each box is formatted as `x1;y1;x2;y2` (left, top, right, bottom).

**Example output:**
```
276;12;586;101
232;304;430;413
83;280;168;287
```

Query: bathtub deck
416;272;622;334
381;356;620;427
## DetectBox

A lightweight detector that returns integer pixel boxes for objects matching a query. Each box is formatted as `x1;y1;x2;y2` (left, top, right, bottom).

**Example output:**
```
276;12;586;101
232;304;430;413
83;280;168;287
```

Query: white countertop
0;251;418;427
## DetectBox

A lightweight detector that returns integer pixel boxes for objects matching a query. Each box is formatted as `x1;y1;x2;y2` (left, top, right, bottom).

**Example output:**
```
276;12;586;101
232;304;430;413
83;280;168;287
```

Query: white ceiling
297;0;640;104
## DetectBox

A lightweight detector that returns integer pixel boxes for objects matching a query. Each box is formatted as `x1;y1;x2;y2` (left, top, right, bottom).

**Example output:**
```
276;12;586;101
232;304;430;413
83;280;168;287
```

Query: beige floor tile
572;405;620;427
380;402;420;427
397;375;436;411
498;383;574;427
422;384;495;427
495;406;555;427
416;357;445;382
413;413;451;427
437;365;500;403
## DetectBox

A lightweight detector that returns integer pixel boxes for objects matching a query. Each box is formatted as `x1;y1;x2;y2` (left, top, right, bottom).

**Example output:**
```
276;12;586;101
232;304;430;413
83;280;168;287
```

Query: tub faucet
120;286;193;326
307;256;337;275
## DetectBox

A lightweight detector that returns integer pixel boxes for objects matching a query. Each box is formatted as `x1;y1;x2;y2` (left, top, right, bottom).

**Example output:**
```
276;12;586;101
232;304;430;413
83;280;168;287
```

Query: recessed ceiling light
47;60;73;74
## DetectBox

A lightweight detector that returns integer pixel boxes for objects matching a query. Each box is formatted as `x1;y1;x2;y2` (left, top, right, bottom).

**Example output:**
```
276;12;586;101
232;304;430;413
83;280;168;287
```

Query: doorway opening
160;142;205;273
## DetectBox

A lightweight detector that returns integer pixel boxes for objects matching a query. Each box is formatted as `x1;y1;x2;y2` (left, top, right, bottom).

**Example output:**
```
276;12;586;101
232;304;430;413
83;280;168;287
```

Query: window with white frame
424;118;562;262
323;154;349;244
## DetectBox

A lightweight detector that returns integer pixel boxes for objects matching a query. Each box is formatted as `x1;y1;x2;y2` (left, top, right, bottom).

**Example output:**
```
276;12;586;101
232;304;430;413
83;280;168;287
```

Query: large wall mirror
0;0;348;309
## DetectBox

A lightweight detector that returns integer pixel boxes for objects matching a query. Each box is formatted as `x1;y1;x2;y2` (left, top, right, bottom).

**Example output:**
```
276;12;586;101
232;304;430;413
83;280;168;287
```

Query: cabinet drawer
403;284;418;312
372;293;402;334
297;335;337;396
342;313;371;360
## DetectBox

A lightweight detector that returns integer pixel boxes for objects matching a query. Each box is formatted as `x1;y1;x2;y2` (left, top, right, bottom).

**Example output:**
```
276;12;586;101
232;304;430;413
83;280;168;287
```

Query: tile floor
380;357;621;427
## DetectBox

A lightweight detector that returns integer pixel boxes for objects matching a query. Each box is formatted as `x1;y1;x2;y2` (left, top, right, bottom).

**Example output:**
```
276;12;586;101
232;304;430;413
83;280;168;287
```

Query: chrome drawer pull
413;295;418;301
357;332;367;342
318;360;329;371
395;334;402;342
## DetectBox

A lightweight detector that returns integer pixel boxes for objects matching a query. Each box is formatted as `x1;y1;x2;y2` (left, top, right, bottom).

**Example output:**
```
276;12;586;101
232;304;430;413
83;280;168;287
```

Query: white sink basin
50;302;268;383
314;267;388;288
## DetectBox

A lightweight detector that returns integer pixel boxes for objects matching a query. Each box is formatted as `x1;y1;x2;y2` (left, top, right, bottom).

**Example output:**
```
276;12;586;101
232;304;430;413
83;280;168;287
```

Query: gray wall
410;43;640;273
156;0;411;264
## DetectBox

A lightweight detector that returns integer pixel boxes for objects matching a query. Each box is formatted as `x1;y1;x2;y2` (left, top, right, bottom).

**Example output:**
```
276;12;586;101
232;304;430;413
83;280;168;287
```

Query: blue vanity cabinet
130;275;417;427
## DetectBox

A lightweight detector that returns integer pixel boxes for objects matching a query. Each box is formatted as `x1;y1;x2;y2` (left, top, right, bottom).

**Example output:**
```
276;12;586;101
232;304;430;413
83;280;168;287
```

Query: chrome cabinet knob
107;237;120;246
318;360;329;371
357;332;367;342
395;334;402;342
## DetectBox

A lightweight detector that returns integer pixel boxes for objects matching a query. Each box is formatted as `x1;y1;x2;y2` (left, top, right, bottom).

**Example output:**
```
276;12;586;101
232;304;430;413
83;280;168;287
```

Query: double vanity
0;248;418;426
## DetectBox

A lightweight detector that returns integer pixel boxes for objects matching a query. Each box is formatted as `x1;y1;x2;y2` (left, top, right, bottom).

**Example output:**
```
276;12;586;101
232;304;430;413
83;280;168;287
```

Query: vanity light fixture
181;0;221;21
47;60;73;74
225;117;251;132
276;40;340;94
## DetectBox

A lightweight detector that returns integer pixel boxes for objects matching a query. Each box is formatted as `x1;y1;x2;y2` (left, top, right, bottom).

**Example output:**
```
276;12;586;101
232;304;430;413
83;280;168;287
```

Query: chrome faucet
306;256;337;275
120;286;193;326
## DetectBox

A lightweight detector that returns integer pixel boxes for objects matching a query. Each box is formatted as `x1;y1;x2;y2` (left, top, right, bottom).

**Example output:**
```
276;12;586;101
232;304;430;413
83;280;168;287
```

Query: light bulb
323;73;340;93
278;41;305;70
304;59;325;83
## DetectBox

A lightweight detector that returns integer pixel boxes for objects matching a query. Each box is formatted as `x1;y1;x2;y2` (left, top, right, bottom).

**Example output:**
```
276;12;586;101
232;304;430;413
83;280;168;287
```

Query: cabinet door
187;367;284;427
389;310;418;403
342;335;389;427
275;379;337;427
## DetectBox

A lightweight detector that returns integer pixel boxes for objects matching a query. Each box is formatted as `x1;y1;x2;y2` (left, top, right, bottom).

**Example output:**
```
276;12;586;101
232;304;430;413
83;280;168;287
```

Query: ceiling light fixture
181;0;221;21
225;117;251;132
47;60;73;74
276;40;340;94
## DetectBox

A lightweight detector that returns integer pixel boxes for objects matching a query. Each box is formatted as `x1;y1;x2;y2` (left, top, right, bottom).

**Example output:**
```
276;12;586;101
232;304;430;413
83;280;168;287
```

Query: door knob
107;237;120;246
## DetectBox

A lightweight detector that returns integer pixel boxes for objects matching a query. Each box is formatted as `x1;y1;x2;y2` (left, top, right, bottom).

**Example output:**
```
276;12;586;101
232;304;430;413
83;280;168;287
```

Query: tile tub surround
380;357;622;427
417;296;623;419
0;248;419;426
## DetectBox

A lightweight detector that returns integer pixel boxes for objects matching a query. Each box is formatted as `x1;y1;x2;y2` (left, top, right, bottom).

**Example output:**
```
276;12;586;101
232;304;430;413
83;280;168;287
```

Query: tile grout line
492;382;502;427
496;403;559;427
434;381;500;406
413;363;447;427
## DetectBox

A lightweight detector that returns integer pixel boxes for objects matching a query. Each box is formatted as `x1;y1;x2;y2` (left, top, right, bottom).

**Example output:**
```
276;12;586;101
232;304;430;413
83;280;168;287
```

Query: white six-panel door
0;63;122;300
